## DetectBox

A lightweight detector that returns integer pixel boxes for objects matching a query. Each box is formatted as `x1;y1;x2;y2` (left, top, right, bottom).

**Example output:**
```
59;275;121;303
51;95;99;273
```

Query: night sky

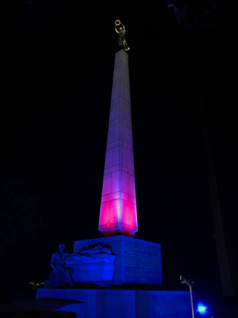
1;0;237;303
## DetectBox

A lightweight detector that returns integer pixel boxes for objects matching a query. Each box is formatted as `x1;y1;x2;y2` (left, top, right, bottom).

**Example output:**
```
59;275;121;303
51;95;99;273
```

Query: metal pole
189;284;195;318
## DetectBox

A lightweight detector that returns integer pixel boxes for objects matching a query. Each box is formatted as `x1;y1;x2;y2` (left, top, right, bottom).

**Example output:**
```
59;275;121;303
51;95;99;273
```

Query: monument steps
0;298;85;317
36;288;191;318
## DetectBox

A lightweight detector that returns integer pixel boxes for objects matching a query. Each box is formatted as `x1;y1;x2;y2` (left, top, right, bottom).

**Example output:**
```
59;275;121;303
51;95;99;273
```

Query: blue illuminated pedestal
73;235;162;286
36;289;191;318
36;237;192;317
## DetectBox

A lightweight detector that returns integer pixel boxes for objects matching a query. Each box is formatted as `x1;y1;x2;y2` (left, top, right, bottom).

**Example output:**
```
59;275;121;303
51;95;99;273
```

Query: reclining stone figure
45;243;114;287
79;242;112;255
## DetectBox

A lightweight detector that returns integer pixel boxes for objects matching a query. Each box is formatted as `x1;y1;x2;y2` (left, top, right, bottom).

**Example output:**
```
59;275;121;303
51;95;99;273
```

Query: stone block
73;236;162;285
0;299;85;318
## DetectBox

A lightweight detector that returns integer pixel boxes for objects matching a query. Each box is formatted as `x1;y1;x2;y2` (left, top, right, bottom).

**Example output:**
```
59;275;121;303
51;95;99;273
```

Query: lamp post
180;274;195;318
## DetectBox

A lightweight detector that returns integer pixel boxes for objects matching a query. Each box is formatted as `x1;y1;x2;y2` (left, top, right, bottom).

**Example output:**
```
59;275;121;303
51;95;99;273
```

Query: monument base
73;235;162;286
36;288;191;318
0;299;85;318
66;254;116;286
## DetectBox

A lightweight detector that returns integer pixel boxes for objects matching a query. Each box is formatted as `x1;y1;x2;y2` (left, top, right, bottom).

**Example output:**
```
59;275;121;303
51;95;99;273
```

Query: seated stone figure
48;243;74;287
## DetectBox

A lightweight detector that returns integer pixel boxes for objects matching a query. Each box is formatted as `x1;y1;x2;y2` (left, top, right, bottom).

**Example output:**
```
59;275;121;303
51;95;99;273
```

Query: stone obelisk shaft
99;49;138;236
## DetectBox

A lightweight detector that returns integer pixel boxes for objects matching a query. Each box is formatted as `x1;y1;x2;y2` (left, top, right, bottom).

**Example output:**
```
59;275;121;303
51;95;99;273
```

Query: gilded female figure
115;20;130;51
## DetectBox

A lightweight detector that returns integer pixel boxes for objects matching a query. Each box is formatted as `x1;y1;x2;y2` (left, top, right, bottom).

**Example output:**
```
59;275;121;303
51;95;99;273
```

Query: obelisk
98;49;138;237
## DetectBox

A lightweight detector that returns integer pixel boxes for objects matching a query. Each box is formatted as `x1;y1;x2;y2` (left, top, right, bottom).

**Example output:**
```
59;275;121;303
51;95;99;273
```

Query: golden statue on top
115;20;130;52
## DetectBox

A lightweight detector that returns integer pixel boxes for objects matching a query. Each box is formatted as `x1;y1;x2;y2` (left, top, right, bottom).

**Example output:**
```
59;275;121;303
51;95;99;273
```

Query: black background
0;0;237;306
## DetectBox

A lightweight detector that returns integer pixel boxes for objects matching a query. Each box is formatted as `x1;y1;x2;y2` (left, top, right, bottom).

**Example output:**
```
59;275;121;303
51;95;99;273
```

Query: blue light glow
197;304;207;314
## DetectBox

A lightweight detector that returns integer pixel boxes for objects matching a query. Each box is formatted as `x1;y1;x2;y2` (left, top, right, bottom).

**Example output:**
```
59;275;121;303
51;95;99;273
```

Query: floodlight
180;274;194;285
197;304;207;314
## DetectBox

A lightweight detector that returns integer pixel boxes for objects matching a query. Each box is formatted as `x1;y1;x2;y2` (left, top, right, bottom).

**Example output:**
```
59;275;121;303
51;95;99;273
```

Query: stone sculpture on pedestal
46;243;75;287
66;243;116;286
115;20;130;52
46;243;116;287
37;37;191;318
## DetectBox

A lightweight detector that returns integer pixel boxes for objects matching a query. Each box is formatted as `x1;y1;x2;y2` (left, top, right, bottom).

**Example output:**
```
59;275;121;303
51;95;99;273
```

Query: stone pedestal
36;289;191;318
0;299;85;318
73;236;162;286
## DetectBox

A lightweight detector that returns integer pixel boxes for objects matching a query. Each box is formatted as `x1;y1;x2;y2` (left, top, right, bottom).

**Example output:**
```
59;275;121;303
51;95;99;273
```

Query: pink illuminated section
98;49;138;237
